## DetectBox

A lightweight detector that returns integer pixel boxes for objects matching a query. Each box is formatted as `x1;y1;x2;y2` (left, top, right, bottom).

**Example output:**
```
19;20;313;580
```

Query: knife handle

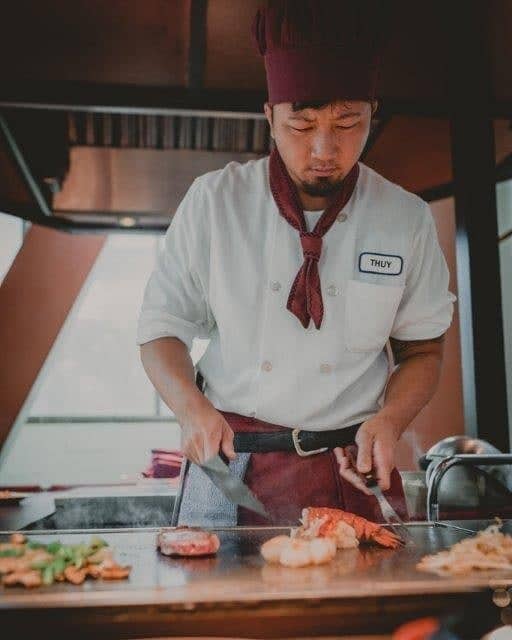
219;451;230;465
362;470;378;488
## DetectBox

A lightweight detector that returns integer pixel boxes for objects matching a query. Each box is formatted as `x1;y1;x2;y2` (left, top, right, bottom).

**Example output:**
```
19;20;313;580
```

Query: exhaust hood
0;106;270;233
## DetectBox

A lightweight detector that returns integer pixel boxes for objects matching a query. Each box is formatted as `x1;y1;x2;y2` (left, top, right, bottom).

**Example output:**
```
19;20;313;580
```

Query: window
0;233;208;487
29;234;162;417
28;234;208;418
0;212;25;284
498;179;512;444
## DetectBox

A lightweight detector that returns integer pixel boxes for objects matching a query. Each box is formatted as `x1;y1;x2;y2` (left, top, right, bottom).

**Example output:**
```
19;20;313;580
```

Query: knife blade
363;471;413;545
200;454;270;519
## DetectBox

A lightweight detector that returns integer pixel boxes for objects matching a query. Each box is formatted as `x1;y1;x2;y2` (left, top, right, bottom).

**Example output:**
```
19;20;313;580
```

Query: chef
137;0;455;526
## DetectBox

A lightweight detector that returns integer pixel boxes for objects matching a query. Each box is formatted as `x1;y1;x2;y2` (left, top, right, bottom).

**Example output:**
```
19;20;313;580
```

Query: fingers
338;466;373;496
355;430;373;474
335;446;372;496
333;447;345;465
221;424;237;460
181;431;204;465
373;443;393;492
202;433;221;463
181;416;235;465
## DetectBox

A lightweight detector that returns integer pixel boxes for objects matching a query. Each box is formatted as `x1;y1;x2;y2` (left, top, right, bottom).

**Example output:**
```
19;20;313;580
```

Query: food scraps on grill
261;507;402;568
157;526;220;557
0;533;131;588
417;521;512;576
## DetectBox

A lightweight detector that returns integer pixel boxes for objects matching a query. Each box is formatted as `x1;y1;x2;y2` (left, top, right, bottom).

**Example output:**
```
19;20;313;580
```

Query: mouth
309;168;338;177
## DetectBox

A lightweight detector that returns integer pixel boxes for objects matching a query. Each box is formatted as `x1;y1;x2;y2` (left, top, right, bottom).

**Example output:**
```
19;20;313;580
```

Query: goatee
300;177;346;198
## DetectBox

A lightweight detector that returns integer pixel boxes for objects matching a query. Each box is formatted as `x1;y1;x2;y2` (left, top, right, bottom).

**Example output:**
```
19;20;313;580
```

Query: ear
370;100;379;117
264;102;275;139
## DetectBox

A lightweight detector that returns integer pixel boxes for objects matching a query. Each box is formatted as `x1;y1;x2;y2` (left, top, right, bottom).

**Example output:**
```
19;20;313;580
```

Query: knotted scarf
268;148;359;329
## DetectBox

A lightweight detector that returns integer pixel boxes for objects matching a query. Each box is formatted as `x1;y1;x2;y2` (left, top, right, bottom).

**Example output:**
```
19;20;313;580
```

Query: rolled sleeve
390;205;456;341
136;180;214;350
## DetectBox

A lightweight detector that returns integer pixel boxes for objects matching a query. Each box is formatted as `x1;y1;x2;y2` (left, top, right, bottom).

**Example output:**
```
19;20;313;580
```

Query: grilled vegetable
0;535;131;589
0;548;24;558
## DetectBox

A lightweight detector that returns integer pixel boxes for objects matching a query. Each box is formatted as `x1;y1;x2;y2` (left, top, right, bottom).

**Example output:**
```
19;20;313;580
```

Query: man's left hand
334;415;401;493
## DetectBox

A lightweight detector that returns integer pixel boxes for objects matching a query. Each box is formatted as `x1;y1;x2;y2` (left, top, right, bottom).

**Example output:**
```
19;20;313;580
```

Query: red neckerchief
269;148;359;329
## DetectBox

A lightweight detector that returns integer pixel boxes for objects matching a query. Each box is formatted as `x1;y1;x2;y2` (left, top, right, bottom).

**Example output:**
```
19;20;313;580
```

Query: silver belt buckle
292;428;328;457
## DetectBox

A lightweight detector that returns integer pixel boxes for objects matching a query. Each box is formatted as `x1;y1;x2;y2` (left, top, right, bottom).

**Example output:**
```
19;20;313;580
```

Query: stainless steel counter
0;521;507;638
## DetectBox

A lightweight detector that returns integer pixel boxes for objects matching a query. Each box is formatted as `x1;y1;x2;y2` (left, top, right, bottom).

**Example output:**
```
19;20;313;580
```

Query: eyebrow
288;111;362;122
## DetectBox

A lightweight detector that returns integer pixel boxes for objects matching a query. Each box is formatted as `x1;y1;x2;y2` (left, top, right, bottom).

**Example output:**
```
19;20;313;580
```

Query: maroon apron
219;411;409;526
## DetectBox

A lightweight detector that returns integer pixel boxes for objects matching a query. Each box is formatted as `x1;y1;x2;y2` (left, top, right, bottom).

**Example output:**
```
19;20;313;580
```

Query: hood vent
68;112;271;154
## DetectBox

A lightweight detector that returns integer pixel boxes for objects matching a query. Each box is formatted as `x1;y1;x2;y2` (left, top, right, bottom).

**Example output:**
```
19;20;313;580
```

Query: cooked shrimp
100;565;131;580
308;537;338;565
64;566;87;585
301;507;403;549
280;539;314;568
9;533;26;545
260;535;290;564
331;520;359;549
2;570;42;588
294;516;359;549
261;535;336;568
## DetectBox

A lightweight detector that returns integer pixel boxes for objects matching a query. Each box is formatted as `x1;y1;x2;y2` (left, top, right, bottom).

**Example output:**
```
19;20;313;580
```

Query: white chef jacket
137;157;455;430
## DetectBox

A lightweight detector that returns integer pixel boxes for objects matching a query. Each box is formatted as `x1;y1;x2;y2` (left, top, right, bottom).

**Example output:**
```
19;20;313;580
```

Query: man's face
264;100;375;199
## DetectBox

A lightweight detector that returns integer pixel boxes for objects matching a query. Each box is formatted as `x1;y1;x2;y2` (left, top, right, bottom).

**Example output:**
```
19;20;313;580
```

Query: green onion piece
27;541;47;550
57;546;74;561
52;557;66;575
73;551;84;569
30;560;51;570
42;565;54;585
0;548;24;558
89;536;108;549
47;542;62;554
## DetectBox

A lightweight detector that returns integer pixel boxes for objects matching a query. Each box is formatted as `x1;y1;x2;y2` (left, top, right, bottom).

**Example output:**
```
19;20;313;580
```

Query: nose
310;130;338;163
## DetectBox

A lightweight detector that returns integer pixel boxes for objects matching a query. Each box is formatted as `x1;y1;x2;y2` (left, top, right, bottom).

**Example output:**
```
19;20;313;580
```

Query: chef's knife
200;454;270;519
363;471;413;545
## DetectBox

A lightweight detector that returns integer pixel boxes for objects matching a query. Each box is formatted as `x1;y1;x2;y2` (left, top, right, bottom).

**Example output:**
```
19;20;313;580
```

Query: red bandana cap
252;0;389;105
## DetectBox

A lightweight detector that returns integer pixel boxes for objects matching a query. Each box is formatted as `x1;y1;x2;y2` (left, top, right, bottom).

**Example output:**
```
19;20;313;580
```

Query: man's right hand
179;400;236;465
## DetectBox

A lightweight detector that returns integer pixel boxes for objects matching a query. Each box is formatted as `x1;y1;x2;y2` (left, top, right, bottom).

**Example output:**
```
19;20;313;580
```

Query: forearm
139;337;211;422
378;352;442;436
346;337;444;490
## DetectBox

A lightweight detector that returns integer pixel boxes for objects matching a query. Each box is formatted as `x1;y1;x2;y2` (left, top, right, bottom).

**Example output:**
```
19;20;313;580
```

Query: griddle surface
1;522;511;609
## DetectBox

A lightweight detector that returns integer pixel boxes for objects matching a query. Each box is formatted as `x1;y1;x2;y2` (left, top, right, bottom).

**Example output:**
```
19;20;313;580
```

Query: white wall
0;212;24;284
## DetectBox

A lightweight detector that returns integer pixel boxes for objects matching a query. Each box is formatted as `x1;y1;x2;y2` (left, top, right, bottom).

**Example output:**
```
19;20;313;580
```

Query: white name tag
359;252;403;276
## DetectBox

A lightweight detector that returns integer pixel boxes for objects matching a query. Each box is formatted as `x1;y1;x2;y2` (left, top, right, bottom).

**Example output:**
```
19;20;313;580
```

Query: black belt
233;423;361;457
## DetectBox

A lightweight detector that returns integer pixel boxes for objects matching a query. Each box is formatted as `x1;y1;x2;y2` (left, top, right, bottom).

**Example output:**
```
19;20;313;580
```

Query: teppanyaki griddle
0;521;508;639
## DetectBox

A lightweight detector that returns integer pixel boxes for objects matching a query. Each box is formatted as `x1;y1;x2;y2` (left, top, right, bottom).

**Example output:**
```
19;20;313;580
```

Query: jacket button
262;361;273;372
270;281;281;292
320;363;332;374
337;212;347;223
326;285;339;296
